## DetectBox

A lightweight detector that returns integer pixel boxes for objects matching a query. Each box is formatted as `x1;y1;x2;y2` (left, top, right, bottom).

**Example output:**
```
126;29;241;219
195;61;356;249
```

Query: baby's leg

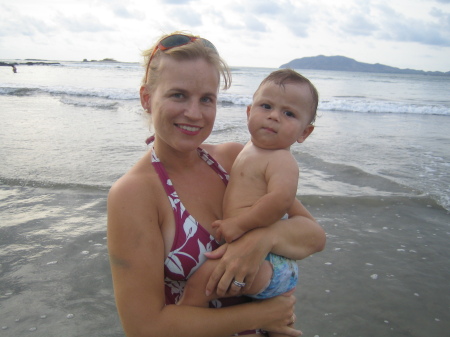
178;259;274;307
245;260;273;297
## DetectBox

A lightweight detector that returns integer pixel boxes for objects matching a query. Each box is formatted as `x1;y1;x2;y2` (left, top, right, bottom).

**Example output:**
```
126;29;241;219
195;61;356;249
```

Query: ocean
1;61;449;336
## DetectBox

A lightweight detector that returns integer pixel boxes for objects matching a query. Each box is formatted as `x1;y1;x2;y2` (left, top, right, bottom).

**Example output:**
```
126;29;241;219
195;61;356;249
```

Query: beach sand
0;185;121;337
1;185;448;336
297;195;450;337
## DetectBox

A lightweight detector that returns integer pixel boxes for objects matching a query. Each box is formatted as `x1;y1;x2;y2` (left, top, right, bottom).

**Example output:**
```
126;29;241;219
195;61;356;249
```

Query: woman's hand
204;227;271;297
259;289;302;336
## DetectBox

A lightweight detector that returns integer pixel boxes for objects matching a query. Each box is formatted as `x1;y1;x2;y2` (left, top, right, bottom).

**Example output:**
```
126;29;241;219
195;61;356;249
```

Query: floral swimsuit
150;146;264;336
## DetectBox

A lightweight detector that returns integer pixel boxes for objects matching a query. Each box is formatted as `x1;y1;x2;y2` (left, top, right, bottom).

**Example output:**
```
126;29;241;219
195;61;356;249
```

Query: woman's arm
206;199;325;297
108;172;302;337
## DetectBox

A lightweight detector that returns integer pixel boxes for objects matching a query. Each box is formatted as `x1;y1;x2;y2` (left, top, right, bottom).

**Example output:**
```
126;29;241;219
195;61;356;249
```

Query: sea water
0;61;449;336
1;62;449;208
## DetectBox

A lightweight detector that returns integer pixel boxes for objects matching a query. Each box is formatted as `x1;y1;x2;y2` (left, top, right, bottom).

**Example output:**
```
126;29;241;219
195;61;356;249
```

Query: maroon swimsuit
150;146;265;336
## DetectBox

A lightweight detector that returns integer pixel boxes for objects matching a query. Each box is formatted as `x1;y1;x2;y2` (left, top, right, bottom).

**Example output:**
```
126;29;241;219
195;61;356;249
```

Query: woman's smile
176;123;202;134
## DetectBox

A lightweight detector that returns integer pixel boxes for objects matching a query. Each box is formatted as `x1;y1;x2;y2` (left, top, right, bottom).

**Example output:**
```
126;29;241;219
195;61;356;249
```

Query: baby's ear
297;124;314;143
246;105;252;119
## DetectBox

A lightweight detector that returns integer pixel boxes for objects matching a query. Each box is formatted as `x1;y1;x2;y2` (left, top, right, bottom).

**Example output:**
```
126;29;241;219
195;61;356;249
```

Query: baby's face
247;81;314;150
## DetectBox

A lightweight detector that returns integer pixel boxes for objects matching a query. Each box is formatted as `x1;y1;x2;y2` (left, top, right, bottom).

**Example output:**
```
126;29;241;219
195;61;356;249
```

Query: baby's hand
212;219;246;243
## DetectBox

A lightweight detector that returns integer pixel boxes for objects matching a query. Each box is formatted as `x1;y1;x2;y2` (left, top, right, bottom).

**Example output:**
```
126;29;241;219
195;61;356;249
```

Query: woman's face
142;57;220;152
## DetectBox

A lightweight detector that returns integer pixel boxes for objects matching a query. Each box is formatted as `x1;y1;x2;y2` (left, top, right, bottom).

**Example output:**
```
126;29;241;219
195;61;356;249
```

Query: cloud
376;4;450;46
55;14;114;33
100;0;146;20
333;2;450;47
168;7;203;27
342;14;378;36
112;5;146;20
215;1;313;38
244;15;267;32
159;0;193;4
248;0;282;15
276;3;314;38
339;2;378;37
0;5;55;37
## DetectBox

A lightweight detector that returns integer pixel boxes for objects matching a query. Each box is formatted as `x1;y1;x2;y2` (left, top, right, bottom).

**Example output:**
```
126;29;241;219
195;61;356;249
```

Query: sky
0;0;449;72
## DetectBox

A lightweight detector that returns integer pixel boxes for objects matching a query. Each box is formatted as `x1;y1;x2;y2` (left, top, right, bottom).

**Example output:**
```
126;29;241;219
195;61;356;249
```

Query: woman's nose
184;100;202;120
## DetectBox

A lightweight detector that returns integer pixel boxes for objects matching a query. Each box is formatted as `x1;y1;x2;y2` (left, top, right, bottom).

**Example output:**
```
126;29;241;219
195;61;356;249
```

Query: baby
179;69;318;336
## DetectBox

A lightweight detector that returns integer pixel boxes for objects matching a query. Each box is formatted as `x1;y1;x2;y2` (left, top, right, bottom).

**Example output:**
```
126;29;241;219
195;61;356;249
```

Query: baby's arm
214;152;299;243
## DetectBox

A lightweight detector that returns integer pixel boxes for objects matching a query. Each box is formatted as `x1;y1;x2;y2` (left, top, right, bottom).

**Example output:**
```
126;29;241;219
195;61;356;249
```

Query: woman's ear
297;124;314;143
140;86;151;112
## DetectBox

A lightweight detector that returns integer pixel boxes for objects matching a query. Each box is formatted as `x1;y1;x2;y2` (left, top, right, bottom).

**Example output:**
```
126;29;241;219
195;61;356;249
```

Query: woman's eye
172;93;184;99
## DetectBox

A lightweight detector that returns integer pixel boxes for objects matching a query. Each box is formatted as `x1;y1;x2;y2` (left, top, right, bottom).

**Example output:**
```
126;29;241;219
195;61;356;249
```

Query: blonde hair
142;32;231;91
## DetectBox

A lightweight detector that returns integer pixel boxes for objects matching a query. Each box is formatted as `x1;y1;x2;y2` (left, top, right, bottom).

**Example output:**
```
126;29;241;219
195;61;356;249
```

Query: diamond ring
232;280;246;288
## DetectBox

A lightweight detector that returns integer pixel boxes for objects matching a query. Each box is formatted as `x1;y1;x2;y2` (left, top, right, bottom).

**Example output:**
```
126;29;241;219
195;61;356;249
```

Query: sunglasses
144;34;217;84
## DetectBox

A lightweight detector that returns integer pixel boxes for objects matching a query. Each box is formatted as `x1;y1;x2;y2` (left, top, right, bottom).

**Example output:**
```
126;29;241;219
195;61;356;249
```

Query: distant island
280;55;450;76
83;58;118;63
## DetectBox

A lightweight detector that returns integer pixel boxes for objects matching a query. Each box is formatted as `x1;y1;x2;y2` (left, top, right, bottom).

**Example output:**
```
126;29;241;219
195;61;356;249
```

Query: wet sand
297;195;450;337
0;187;449;336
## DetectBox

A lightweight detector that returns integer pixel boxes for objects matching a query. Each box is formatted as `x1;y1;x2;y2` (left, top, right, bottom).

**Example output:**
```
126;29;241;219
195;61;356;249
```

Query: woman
107;32;325;337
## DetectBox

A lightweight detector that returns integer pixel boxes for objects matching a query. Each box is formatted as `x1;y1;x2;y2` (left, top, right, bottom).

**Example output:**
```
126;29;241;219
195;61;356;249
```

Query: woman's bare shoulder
109;156;153;198
107;153;164;227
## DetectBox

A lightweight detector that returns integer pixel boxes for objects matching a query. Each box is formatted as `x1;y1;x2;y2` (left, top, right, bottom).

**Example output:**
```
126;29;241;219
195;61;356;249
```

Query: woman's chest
159;169;225;258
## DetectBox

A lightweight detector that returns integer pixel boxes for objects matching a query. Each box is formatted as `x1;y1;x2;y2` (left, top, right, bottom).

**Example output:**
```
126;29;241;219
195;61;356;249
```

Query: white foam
319;99;450;116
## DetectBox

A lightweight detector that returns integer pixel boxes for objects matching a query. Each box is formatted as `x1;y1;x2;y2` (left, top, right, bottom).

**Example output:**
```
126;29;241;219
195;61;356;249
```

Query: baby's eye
261;103;271;109
284;111;295;118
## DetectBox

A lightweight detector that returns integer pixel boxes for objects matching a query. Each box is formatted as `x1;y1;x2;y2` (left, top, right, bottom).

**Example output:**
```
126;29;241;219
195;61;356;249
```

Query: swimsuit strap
196;147;229;186
149;145;229;238
146;136;229;186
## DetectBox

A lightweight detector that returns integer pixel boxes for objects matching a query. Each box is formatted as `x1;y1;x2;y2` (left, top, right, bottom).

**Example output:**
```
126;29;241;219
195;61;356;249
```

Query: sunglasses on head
144;34;217;84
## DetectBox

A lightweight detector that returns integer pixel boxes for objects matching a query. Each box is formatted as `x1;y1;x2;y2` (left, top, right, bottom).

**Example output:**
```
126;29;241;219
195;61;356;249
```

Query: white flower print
166;252;184;276
183;216;198;241
165;278;186;303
